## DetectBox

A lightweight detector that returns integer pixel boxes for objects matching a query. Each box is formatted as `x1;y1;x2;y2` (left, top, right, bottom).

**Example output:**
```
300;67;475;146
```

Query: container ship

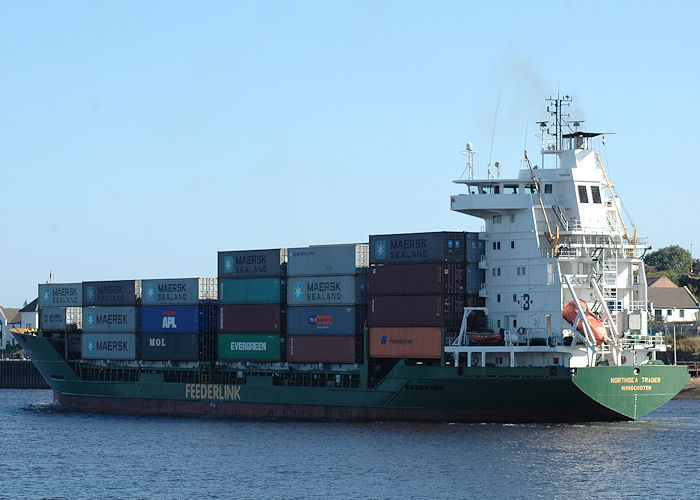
13;96;689;422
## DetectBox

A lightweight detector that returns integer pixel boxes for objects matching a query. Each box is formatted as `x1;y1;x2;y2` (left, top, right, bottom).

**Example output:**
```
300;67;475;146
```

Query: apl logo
86;286;95;303
162;312;178;329
375;240;387;259
86;311;96;328
293;283;304;301
224;256;233;273
146;285;156;301
380;336;388;345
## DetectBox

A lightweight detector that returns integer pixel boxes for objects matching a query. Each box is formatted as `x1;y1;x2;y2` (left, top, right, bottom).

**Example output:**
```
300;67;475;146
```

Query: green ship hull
14;331;689;423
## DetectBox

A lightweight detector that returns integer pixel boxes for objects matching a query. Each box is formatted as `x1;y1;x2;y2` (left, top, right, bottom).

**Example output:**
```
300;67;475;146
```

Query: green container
217;333;282;361
218;278;283;304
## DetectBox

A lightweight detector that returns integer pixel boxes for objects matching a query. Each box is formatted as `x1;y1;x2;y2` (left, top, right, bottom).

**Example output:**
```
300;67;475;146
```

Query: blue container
142;305;204;333
287;305;367;336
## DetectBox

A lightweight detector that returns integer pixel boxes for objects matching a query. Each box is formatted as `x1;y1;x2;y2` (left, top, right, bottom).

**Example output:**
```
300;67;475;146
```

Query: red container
369;327;442;359
369;295;465;327
218;304;283;333
369;263;465;296
286;335;358;363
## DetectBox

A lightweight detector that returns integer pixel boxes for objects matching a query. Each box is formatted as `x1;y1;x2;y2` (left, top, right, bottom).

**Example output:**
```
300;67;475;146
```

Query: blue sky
2;1;698;306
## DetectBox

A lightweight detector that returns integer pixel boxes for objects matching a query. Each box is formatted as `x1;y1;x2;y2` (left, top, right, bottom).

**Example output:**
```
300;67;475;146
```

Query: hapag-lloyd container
287;244;369;277
82;280;141;306
217;333;282;361
219;278;284;304
369;262;466;296
81;333;137;360
82;306;139;333
140;332;199;361
369;327;442;359
369;295;466;327
369;232;466;264
141;305;218;334
39;308;67;331
38;283;82;307
142;278;218;305
287;275;362;306
286;335;359;363
218;304;282;333
218;249;287;278
287;305;367;336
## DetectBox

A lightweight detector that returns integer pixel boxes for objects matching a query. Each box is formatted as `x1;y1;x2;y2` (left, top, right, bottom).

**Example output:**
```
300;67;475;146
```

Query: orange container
369;327;442;359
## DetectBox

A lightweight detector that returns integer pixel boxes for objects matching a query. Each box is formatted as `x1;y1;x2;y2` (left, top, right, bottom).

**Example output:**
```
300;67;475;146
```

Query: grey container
82;306;139;333
369;232;466;264
83;280;141;306
142;278;218;305
218;249;287;278
81;332;137;360
39;308;67;331
39;283;82;307
287;305;367;336
288;244;369;277
287;275;360;306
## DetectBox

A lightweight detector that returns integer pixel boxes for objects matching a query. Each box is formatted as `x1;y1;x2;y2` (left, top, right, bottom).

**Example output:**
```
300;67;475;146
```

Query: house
647;276;700;323
0;307;22;349
20;298;39;329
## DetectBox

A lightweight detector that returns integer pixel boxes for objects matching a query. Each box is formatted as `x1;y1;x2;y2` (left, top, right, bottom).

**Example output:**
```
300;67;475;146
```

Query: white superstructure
446;96;664;368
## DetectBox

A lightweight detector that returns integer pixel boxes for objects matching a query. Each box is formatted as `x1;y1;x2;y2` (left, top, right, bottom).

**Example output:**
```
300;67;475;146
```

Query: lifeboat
468;331;503;346
562;299;608;346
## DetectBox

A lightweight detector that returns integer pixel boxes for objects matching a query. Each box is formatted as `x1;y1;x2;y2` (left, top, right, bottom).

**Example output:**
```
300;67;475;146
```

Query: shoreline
673;377;700;400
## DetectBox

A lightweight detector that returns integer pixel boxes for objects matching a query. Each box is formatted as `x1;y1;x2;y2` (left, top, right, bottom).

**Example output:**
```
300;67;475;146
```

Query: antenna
459;142;478;180
487;93;501;179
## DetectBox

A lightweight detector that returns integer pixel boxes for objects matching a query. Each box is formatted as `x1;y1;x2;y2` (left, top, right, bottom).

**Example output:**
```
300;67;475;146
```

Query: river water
0;390;697;499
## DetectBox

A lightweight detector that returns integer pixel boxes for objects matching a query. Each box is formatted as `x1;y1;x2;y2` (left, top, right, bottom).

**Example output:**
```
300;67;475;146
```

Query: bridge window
578;185;589;203
497;294;501;302
591;185;602;203
493;215;502;223
511;241;515;249
544;184;552;194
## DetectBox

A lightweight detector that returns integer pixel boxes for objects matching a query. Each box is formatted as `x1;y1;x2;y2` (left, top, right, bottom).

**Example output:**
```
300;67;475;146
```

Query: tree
644;245;692;273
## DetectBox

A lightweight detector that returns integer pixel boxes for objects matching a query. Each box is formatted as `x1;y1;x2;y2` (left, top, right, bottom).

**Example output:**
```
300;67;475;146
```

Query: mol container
38;283;82;308
140;332;199;361
369;295;465;327
369;327;442;359
142;278;217;305
368;263;466;296
217;333;282;361
82;306;139;333
218;304;282;333
39;307;82;331
81;333;137;360
286;335;359;364
286;305;366;336
369;232;466;265
287;244;369;277
218;249;287;278
82;280;141;306
219;278;284;304
141;305;217;334
287;275;362;306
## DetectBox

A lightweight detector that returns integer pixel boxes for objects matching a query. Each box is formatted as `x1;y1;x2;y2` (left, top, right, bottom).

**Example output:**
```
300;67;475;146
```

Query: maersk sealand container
81;333;137;360
82;280;141;306
369;232;466;264
218;249;287;278
82;306;139;333
287;275;360;306
38;283;82;308
287;244;368;277
141;278;217;305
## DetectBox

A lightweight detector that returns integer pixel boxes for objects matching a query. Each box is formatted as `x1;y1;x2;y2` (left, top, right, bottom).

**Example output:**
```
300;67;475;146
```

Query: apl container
218;304;282;333
82;306;139;333
38;283;82;307
218;278;284;304
287;244;369;277
140;333;199;361
286;335;359;363
287;305;366;336
82;280;141;306
369;232;466;264
142;278;217;305
369;327;442;359
369;263;466;296
81;333;137;360
287;275;360;306
218;249;287;278
217;333;282;361
141;305;215;334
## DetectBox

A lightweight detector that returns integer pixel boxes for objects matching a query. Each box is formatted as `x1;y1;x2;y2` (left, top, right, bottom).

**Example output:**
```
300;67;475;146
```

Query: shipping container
369;295;465;327
81;333;137;360
369;232;466;264
39;307;67;331
140;333;199;361
217;333;282;361
287;305;367;336
67;333;82;359
369;262;466;296
466;232;486;263
218;304;282;333
38;283;82;307
287;244;369;277
82;280;141;306
287;275;362;306
142;278;217;305
82;306;139;333
286;335;358;363
142;305;217;334
369;327;442;359
218;249;287;278
465;264;483;295
218;278;284;304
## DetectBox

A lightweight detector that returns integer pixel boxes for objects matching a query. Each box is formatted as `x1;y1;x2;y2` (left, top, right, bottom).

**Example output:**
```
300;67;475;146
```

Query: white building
647;277;699;323
0;307;21;349
20;298;39;329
